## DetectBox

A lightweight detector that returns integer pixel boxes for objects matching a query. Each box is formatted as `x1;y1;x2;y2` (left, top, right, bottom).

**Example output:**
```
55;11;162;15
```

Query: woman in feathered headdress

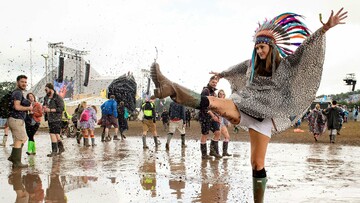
150;8;347;203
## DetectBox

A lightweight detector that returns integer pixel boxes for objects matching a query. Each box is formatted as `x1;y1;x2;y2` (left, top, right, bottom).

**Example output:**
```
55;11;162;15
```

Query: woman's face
28;94;35;102
255;43;270;60
218;91;225;98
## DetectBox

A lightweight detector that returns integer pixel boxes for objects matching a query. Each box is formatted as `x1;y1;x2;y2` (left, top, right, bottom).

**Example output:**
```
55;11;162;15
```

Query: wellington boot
253;177;267;203
101;133;105;142
200;143;212;159
165;133;173;150
32;141;37;155
26;141;35;155
150;62;201;108
209;140;222;158
0;135;8;147
91;138;96;146
8;147;16;163
154;136;160;147
181;134;186;148
121;133;126;140
84;138;90;147
105;135;112;142
142;136;149;149
76;132;82;144
12;147;28;168
47;143;58;157
222;141;232;157
58;141;65;154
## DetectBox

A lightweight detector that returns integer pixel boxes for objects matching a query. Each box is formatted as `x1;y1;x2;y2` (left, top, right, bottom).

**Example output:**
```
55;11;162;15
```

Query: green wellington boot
253;177;267;203
26;141;36;155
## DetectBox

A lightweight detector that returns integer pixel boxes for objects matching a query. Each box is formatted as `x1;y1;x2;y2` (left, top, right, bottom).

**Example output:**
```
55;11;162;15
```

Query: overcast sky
0;0;359;96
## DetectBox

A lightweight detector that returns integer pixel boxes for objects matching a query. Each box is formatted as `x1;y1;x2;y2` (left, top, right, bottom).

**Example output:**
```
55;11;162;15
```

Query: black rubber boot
121;133;126;140
200;143;212;159
166;133;173;150
76;132;82;144
8;147;16;163
209;140;222;158
47;142;58;157
154;136;160;147
58;141;65;154
113;135;121;141
253;168;267;203
222;141;232;156
142;136;148;149
181;134;186;148
12;147;28;168
101;128;105;142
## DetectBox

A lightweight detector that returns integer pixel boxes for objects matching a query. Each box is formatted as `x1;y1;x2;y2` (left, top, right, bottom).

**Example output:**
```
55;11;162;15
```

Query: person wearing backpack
100;95;120;141
79;102;98;146
25;93;43;155
117;101;128;140
141;95;160;149
7;75;33;168
307;104;326;142
43;83;65;157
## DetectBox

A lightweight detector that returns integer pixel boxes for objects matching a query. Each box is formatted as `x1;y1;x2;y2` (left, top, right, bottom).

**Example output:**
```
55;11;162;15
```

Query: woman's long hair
254;45;281;77
26;92;37;102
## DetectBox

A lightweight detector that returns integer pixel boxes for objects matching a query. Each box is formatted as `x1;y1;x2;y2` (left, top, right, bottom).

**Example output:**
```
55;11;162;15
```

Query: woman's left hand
209;71;221;80
321;7;348;31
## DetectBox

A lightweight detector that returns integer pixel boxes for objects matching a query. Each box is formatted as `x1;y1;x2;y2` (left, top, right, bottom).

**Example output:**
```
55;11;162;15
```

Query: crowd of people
307;101;354;143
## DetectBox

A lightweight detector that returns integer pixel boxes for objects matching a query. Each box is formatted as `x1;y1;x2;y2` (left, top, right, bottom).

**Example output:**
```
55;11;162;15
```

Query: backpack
80;109;90;122
355;110;358;116
0;91;13;118
124;107;129;119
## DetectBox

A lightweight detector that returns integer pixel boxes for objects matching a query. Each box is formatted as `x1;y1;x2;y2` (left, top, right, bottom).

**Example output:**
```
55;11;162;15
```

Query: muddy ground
0;120;359;202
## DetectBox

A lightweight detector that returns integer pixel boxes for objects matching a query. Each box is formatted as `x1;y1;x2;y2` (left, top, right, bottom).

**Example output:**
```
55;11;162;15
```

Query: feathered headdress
250;13;311;83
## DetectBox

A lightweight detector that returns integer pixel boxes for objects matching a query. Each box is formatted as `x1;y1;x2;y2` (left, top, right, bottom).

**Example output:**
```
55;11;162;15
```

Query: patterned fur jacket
220;28;326;134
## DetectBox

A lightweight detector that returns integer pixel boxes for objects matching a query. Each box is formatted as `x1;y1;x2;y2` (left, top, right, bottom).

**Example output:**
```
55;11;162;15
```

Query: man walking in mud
141;96;160;149
322;100;342;143
165;101;187;150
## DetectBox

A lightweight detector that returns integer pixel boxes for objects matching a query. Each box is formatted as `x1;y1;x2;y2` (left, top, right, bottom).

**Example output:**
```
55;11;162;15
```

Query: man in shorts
43;83;65;157
165;101;186;150
141;96;160;149
199;76;222;159
7;75;32;167
100;95;120;141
